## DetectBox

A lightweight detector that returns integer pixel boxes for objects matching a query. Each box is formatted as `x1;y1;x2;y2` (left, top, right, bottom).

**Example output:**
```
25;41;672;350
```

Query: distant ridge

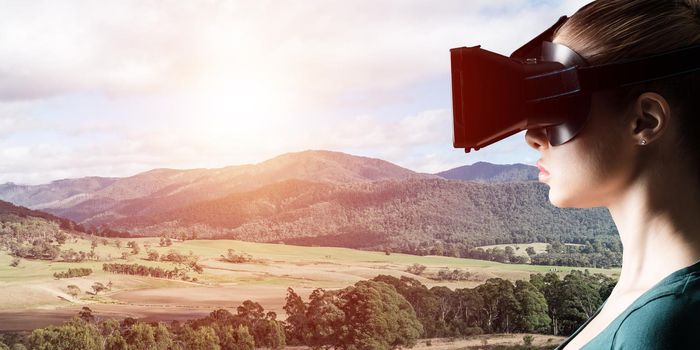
435;161;538;182
0;150;438;226
0;177;117;209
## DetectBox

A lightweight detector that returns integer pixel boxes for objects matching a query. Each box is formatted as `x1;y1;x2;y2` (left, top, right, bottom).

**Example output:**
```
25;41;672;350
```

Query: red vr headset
450;15;700;153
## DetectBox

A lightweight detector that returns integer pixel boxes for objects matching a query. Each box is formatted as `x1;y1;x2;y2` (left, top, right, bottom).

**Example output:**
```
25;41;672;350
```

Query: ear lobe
632;92;670;142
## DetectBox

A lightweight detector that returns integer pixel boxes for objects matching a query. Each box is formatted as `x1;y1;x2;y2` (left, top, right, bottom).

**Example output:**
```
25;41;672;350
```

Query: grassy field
477;242;585;258
0;237;619;331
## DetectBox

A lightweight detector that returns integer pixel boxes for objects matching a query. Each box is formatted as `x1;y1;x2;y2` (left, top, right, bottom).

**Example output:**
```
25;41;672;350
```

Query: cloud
0;0;589;102
0;0;588;184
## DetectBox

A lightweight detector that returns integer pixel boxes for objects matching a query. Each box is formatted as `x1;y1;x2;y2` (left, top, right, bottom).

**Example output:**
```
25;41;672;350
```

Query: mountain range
0;150;617;249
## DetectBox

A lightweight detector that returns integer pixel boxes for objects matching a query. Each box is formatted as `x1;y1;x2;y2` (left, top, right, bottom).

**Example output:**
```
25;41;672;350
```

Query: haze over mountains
436;162;539;183
0;151;434;224
0;150;617;250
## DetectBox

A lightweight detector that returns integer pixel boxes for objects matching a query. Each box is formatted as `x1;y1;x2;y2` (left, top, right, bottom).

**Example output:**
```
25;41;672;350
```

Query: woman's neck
607;168;700;294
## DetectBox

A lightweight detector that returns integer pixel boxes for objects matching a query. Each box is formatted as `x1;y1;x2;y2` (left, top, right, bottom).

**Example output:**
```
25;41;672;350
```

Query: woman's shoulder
612;273;700;349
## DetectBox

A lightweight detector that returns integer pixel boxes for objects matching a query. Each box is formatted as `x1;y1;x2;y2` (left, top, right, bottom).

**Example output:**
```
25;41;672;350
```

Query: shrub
53;268;93;279
406;263;427;275
220;249;253;264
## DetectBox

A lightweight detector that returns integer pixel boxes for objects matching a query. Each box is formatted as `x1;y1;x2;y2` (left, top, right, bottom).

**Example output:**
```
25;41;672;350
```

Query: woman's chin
548;188;597;209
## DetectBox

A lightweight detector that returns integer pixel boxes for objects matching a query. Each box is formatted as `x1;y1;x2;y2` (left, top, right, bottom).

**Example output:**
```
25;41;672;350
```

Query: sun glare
182;75;300;151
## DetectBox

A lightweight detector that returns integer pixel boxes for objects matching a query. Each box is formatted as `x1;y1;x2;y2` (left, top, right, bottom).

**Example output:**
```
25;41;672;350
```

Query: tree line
369;269;614;338
0;279;422;350
389;236;622;269
53;268;93;279
102;263;192;281
1;269;615;349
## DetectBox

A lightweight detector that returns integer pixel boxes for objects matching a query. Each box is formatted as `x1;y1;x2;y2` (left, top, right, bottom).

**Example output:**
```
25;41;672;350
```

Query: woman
524;0;700;348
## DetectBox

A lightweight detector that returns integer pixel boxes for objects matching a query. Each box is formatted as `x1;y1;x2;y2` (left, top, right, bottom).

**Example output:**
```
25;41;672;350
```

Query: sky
0;0;591;185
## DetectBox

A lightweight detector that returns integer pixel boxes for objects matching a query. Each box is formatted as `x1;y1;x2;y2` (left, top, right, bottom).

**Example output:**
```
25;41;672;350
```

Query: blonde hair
554;0;700;175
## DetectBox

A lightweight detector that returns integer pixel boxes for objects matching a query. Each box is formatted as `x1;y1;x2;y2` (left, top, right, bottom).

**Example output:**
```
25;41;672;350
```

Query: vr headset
451;15;700;153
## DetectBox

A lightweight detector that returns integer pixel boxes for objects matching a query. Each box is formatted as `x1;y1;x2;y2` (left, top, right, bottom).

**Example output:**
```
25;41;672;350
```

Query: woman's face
525;91;637;208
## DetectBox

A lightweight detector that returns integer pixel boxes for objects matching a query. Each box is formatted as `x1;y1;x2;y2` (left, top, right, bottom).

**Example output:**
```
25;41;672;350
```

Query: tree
124;322;173;350
406;263;427;275
147;250;160;261
283;288;307;345
67;285;81;299
220;249;253;263
179;325;220;350
475;278;519;333
505;246;515;260
526;246;537;257
304;288;345;348
452;287;485;335
230;324;255;350
55;232;68;245
104;332;127;350
159;237;172;247
555;270;604;335
27;317;104;350
371;274;441;337
127;241;140;255
513;280;551;333
215;324;254;350
338;280;423;349
256;320;285;349
79;307;95;323
92;282;107;295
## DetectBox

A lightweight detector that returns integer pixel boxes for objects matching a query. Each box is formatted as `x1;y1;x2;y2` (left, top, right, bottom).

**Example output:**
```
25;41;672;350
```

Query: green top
555;258;700;349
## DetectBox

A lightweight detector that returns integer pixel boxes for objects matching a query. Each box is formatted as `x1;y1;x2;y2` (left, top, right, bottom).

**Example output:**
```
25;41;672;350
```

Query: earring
641;139;647;145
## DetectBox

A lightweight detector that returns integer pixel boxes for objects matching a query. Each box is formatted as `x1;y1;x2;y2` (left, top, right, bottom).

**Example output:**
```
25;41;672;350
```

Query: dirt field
284;334;567;349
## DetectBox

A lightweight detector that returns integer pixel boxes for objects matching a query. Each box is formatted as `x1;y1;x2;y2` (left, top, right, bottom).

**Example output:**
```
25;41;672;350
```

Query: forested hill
117;177;617;252
0;150;618;259
0;150;438;227
0;199;88;234
435;161;539;182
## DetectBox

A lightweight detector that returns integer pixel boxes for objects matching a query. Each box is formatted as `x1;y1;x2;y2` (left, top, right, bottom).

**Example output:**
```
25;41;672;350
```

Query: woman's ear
631;92;670;146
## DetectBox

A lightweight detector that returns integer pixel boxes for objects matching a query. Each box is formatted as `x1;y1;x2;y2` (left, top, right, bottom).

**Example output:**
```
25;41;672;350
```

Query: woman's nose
525;127;549;150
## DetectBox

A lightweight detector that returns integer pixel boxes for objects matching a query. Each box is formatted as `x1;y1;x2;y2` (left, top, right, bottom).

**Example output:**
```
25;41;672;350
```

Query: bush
127;241;140;255
147;250;160;261
462;327;484;336
54;268;93;279
159;237;172;247
92;282;107;295
406;263;427;275
220;249;254;264
67;285;81;299
435;268;475;281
